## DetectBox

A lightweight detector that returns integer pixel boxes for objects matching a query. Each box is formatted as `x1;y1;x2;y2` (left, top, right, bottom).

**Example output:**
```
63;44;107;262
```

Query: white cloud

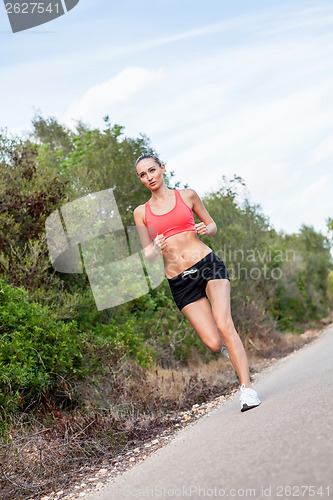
309;135;333;164
64;67;165;126
300;174;332;204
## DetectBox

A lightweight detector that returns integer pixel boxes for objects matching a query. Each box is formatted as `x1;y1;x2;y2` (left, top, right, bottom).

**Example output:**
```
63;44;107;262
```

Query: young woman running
133;153;261;412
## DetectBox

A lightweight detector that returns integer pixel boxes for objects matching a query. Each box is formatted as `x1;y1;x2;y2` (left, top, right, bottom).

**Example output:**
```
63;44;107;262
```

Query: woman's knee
215;316;235;339
206;336;223;352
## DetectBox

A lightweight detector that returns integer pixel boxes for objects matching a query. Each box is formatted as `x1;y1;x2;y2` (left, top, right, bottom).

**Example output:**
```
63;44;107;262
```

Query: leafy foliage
0;279;85;415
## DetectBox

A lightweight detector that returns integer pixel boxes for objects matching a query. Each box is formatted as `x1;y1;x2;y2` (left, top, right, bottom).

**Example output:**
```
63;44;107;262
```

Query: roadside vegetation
1;116;332;498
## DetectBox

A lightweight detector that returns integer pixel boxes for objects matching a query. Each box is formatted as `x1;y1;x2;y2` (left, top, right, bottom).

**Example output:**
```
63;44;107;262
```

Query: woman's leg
181;297;224;353
205;279;251;388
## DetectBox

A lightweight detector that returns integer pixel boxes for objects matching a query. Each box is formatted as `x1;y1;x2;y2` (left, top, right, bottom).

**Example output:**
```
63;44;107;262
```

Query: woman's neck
150;185;174;204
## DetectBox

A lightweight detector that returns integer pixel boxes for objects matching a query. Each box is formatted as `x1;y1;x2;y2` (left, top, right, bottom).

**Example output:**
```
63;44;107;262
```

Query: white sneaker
221;343;230;359
239;384;261;412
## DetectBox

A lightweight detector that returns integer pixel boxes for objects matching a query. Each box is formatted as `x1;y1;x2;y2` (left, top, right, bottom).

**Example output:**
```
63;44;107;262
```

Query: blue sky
1;0;333;236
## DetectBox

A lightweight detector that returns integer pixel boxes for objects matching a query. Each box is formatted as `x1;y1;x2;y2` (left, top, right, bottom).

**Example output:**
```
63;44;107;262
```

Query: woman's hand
195;222;208;235
153;234;167;254
195;222;217;236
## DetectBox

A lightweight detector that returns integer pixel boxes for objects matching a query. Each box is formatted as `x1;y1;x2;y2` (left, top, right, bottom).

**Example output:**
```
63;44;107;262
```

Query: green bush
327;270;333;304
0;279;86;415
89;316;155;369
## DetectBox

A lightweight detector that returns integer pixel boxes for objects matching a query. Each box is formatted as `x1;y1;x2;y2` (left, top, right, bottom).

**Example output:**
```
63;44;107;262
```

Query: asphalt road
85;327;333;500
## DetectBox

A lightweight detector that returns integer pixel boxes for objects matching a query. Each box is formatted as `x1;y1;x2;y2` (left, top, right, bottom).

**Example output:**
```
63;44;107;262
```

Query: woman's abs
161;231;212;279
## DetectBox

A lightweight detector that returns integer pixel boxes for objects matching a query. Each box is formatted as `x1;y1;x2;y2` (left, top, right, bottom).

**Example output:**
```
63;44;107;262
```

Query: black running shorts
167;251;230;311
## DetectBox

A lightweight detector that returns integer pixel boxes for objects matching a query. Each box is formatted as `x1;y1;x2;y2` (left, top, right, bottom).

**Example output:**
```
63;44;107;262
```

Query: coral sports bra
145;190;196;241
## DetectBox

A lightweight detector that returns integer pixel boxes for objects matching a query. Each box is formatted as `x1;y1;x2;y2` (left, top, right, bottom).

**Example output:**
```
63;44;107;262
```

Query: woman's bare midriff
161;231;213;279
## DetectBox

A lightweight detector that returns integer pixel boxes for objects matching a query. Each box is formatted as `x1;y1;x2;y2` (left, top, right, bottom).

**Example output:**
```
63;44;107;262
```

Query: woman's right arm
133;205;163;263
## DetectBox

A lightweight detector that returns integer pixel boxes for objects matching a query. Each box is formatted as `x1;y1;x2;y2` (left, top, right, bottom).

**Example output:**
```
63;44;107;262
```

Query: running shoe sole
241;402;261;412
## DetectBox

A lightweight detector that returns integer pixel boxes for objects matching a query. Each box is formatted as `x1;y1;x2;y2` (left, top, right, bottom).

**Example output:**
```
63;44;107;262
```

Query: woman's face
136;158;165;190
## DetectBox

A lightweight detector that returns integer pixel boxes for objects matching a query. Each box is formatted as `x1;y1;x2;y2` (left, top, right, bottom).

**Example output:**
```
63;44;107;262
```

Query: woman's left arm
188;189;217;236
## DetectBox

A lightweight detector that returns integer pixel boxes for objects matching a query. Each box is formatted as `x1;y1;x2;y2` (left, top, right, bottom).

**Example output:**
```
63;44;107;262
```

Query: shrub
89;316;155;369
327;270;333;304
0;279;86;415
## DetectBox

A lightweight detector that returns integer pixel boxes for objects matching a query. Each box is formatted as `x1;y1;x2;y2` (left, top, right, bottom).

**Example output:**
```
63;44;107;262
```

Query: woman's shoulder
178;187;197;194
133;203;146;216
133;202;150;223
178;188;198;201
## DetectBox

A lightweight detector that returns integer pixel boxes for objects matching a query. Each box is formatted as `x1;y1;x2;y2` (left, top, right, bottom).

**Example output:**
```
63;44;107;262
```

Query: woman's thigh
181;297;223;352
205;279;235;333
